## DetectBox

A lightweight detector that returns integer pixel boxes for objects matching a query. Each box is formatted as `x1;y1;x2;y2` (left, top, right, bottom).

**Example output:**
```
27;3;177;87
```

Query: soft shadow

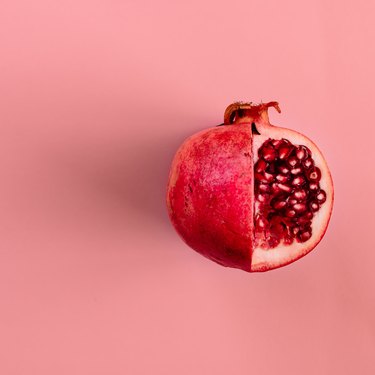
52;113;198;231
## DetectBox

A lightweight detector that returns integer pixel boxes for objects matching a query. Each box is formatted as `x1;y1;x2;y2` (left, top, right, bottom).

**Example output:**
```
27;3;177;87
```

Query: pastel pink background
1;0;374;374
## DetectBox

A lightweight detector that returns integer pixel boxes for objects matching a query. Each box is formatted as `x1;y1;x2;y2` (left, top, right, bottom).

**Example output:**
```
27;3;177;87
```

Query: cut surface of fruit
254;138;324;249
166;101;333;272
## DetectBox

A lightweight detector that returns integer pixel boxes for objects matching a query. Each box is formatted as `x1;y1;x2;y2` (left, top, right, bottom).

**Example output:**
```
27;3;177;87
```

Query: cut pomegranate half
167;102;334;272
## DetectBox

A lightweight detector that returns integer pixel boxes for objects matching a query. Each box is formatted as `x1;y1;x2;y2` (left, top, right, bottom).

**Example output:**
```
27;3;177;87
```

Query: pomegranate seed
264;171;275;182
255;172;267;183
286;209;296;218
302;157;314;169
309;182;319;191
255;172;274;183
271;198;287;210
316;190;327;203
290;167;302;175
276;174;290;183
291;175;306;186
255;215;268;231
297;213;313;227
262;138;273;146
293;203;307;213
281;138;291;145
278;163;290;174
268;237;280;248
309;200;320;212
278;145;294;160
259;183;271;193
293;188;307;201
291;226;300;236
297;215;312;225
257;193;269;203
284;236;293;245
259;145;277;162
295;145;309;160
273;138;291;150
307;166;321;182
297;230;312;243
271;139;283;148
278;183;292;193
270;221;285;235
288;198;298;206
255;159;268;173
271;183;281;194
253;138;327;251
287;196;298;205
287;155;299;167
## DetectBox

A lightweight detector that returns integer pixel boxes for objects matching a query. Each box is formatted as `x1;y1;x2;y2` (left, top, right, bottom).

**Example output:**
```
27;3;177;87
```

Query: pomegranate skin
167;101;333;272
166;125;253;271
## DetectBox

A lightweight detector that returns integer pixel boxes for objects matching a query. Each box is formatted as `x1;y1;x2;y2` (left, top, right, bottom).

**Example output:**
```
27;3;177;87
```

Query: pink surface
0;0;374;374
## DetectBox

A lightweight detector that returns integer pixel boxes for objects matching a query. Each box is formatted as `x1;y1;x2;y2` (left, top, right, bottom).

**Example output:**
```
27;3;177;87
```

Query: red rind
166;125;253;271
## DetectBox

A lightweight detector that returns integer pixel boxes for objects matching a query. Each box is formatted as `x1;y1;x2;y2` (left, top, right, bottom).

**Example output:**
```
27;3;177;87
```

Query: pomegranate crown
224;101;281;125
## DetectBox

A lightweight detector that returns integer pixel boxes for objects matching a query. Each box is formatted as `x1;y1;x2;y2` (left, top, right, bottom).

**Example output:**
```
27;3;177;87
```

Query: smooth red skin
166;125;253;271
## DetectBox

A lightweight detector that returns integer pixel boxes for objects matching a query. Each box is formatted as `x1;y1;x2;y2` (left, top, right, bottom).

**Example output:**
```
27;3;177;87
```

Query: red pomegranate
166;102;333;272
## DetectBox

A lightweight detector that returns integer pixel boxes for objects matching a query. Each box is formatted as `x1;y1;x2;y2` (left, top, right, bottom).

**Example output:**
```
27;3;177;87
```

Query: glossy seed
287;196;298;205
268;237;280;248
255;215;268;230
279;145;294;160
297;212;313;226
302;157;314;169
264;171;275;182
278;163;290;174
255;159;268;173
291;167;302;175
297;230;312;242
286;209;297;218
293;203;307;213
271;139;283;148
280;138;291;145
309;182;319;191
297;215;312;225
276;174;290;183
254;172;268;183
307;167;321;182
284;236;293;245
291;226;300;236
291;175;306;186
278;183;293;193
271;198;287;210
258;183;271;193
295;145;310;160
255;172;274;183
293;188;307;201
260;146;277;162
271;183;281;194
316;190;327;203
257;193;269;203
287;155;299;167
309;200;320;212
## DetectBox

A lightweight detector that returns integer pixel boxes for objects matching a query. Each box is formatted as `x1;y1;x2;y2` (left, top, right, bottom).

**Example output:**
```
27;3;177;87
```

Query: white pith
250;125;334;272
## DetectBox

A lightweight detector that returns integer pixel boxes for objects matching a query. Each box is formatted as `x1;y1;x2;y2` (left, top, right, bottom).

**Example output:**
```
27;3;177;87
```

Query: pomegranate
166;102;333;272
